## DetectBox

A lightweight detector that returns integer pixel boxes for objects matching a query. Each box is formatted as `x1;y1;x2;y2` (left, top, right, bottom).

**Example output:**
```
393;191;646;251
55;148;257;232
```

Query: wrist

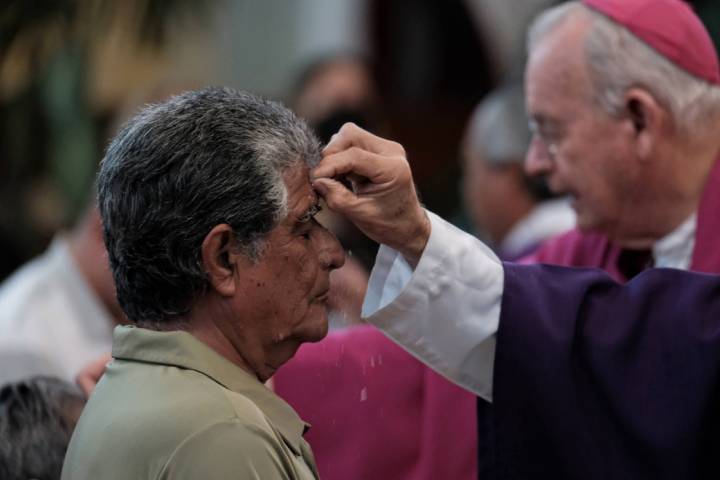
399;208;431;267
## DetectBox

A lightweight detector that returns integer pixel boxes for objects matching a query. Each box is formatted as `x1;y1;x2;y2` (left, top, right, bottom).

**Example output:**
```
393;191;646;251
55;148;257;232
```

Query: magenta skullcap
582;0;720;85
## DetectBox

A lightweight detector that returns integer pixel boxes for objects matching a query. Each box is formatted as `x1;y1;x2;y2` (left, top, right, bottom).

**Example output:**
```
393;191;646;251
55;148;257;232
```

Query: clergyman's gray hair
97;87;321;325
527;2;720;136
0;376;86;480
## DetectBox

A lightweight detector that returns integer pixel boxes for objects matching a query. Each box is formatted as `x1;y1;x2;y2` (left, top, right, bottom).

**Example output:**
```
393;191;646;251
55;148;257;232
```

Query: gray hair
98;87;321;325
463;84;531;166
528;2;720;136
0;377;86;480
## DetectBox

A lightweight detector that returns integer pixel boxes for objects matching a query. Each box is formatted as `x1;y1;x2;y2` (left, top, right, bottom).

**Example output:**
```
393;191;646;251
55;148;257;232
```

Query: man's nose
525;135;553;177
319;229;346;271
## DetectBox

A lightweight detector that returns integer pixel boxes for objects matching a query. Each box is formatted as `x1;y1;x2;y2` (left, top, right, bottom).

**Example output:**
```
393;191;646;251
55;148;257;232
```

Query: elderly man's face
227;165;345;381
523;20;641;239
462;149;525;245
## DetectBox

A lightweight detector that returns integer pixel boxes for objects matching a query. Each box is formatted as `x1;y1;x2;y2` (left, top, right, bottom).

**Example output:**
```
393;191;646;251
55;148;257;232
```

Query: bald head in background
461;84;575;259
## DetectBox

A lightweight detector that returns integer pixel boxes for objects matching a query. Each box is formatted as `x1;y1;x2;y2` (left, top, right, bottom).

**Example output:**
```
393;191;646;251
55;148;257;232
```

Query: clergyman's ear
201;224;241;297
624;88;666;161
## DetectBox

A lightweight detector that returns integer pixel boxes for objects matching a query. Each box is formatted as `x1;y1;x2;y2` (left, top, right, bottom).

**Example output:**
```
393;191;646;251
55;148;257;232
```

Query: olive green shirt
61;325;319;479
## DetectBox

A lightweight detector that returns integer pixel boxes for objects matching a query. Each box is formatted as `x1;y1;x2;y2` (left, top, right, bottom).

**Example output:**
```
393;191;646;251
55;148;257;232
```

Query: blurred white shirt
0;237;113;385
500;198;576;259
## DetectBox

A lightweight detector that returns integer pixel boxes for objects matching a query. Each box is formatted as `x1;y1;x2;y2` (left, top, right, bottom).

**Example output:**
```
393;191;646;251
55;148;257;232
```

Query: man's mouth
312;289;330;304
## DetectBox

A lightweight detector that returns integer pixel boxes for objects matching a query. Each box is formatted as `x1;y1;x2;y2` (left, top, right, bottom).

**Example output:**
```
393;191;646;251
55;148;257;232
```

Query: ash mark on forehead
297;203;322;224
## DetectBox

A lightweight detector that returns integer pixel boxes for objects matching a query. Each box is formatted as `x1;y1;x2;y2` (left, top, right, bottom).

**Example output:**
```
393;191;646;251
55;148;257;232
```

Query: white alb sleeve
362;210;503;402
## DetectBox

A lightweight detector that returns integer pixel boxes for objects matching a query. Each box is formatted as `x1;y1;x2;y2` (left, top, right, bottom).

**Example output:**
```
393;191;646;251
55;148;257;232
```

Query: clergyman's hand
312;123;431;265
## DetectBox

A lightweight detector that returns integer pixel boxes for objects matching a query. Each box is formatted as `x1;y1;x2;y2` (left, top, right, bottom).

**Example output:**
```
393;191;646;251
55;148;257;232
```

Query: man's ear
201;224;245;297
624;88;667;161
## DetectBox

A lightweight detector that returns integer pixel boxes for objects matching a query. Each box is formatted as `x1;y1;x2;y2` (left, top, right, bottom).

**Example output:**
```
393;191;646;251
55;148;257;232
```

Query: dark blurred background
1;0;718;281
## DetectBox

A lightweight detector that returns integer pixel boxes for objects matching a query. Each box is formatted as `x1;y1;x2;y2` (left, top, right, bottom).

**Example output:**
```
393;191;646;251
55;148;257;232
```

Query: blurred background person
0;205;120;385
0;1;220;280
292;53;385;144
461;83;575;260
1;0;218;387
0;376;86;480
0;80;199;387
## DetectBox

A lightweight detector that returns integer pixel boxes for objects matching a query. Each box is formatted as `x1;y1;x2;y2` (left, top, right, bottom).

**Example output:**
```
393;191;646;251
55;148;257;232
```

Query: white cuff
362;210;503;401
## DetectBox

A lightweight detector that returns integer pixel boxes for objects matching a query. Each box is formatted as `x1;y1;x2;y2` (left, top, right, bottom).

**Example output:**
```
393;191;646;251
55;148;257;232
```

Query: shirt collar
652;213;697;270
111;325;309;454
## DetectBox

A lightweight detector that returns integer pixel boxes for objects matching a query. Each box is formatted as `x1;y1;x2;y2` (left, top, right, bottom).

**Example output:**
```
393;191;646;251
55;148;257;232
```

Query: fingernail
322;134;338;152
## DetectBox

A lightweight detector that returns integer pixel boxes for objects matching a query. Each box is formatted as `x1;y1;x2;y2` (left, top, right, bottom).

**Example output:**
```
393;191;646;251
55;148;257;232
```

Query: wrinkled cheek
264;246;320;328
298;254;320;291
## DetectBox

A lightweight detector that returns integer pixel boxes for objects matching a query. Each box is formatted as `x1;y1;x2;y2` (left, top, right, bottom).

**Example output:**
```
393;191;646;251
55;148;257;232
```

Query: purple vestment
492;263;720;478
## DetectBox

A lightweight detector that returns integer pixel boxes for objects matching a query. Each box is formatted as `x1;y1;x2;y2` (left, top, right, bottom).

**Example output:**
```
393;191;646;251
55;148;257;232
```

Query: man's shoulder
158;418;295;479
63;363;288;479
64;416;293;480
139;366;276;431
89;361;268;428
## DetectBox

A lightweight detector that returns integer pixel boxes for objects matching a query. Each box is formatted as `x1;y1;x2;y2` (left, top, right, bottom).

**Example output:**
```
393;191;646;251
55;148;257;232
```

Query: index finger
313;147;391;183
323;122;402;156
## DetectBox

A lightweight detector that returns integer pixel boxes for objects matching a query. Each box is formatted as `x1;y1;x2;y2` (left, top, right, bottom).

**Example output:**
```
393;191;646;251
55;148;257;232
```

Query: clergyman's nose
525;136;553;177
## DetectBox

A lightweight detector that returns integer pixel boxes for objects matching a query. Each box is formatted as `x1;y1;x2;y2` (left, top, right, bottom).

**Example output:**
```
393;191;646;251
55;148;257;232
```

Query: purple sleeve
492;263;720;479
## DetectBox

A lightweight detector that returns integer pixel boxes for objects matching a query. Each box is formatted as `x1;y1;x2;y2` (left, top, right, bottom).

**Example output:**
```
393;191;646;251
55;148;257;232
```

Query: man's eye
540;125;563;143
530;119;563;144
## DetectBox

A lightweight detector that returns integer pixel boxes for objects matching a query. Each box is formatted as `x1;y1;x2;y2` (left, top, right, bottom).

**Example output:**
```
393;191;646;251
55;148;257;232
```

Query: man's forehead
529;23;587;78
283;166;318;215
526;34;593;114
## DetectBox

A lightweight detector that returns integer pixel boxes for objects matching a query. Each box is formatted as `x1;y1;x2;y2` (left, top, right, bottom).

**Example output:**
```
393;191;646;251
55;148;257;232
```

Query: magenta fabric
521;230;626;281
692;158;720;272
582;0;720;85
274;325;477;480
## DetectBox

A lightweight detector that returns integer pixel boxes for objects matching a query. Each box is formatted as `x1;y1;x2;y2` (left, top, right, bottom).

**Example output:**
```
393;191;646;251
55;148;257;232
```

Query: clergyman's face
229;165;345;381
523;21;640;238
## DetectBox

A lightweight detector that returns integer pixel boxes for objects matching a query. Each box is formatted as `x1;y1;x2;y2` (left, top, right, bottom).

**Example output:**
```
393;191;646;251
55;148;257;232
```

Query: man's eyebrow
296;203;322;223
